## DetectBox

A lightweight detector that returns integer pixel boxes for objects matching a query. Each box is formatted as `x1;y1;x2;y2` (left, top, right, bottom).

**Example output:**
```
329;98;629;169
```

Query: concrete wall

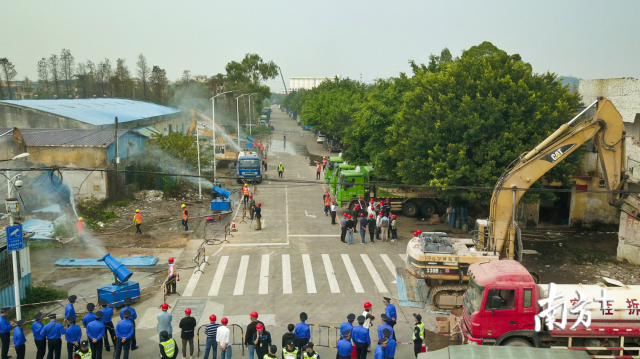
0;103;94;129
579;78;640;130
106;132;147;162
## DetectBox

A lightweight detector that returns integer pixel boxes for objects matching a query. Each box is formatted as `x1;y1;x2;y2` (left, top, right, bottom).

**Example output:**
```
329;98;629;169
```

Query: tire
402;201;419;217
348;200;357;214
502;338;532;347
421;202;437;217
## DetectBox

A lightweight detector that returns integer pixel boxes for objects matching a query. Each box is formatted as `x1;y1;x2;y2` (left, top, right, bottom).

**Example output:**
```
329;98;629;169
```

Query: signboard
6;225;24;251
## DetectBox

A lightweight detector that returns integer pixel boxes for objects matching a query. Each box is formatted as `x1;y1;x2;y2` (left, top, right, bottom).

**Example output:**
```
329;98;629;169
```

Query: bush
76;198;118;228
251;126;272;135
24;286;68;305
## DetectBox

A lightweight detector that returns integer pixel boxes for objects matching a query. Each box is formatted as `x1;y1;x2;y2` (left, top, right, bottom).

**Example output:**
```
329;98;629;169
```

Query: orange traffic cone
231;221;237;231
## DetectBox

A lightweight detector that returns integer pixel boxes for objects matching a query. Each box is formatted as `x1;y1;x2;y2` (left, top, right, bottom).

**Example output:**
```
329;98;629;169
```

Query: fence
310;324;340;348
196;324;244;357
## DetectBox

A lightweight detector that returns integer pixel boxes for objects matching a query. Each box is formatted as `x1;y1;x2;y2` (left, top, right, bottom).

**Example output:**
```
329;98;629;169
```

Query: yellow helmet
243;183;247;186
280;162;282;164
135;209;140;213
78;217;83;221
323;156;326;159
181;204;186;208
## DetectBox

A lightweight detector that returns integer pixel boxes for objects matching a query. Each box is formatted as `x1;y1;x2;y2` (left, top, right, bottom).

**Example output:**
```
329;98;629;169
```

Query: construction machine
188;109;238;163
405;97;640;309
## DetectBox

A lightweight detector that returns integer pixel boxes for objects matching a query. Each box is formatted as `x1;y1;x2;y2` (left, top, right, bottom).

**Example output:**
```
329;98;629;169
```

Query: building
0;98;188;134
289;76;341;91
0;232;31;307
192;75;208;83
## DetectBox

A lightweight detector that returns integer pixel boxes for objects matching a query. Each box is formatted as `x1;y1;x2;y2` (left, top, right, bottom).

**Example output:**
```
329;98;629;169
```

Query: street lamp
246;93;258;136
235;94;249;149
211;90;239;184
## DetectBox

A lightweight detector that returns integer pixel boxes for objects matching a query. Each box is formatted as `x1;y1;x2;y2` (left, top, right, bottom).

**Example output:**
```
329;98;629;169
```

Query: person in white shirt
217;318;232;359
330;201;338;225
362;302;375;329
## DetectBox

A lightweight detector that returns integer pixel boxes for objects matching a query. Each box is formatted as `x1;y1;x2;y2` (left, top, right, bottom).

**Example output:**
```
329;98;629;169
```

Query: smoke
82;231;107;256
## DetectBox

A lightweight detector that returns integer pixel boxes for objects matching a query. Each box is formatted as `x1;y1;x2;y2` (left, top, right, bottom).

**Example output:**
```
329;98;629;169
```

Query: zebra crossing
182;253;407;297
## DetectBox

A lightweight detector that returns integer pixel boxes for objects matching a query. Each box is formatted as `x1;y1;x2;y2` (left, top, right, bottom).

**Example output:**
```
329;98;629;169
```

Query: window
485;288;516;310
524;289;532;308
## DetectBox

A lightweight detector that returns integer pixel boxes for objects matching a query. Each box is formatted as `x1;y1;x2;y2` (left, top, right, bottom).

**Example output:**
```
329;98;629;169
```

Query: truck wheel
502;338;532;347
421;202;437;217
348;200;358;214
402;201;419;217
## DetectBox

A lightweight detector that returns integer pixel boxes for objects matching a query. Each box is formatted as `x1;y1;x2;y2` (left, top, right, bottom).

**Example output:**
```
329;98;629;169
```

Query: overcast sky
3;0;639;93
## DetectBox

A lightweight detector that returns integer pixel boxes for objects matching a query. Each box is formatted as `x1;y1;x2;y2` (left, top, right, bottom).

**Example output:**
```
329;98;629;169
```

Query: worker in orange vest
76;217;86;243
322;156;328;171
181;204;189;231
242;183;250;205
323;191;331;217
133;209;142;234
166;258;177;294
316;162;322;180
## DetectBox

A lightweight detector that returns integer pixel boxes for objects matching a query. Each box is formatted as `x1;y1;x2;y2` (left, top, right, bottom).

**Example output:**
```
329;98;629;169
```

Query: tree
75;61;94;98
37;57;50;97
0;58;17;100
21;76;33;99
181;70;191;84
60;49;75;97
95;59;112;97
151;132;211;167
114;58;132;98
136;54;150;100
150;65;168;104
48;54;61;97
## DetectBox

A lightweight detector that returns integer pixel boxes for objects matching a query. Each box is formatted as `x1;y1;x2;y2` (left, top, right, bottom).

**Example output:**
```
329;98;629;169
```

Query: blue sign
6;225;23;251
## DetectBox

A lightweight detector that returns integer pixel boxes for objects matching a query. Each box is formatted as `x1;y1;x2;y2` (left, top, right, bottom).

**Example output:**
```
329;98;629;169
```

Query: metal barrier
163;275;179;303
191;246;210;274
310;324;340;348
196;324;244;357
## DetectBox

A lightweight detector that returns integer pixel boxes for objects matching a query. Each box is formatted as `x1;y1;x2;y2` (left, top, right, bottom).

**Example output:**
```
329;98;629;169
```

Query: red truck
461;260;640;357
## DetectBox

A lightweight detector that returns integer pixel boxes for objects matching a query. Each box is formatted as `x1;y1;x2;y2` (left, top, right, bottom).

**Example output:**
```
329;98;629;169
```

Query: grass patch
110;199;132;207
77;198;118;228
539;244;609;265
28;241;58;250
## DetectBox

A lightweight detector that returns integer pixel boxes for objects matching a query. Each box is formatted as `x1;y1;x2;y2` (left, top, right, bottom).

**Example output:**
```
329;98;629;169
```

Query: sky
2;0;639;93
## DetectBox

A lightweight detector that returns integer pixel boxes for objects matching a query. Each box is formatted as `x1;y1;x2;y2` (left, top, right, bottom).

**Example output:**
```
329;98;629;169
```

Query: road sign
6;225;23;251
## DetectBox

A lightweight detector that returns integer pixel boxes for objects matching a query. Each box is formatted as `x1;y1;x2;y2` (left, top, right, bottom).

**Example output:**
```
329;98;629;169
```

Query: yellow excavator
188;108;238;162
405;97;640;309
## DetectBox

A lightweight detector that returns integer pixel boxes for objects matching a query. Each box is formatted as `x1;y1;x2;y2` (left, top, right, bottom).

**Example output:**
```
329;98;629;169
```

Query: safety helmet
364;302;372;309
244;183;247;186
413;231;418;236
256;323;264;330
210;314;217;322
185;308;192;315
280;162;282;164
181;204;186;208
379;212;383;215
323;156;325;158
78;217;83;221
168;258;174;263
360;213;364;216
347;215;351;219
250;311;259;318
393;215;397;219
249;195;253;198
369;214;373;218
359;196;362;199
417;230;422;234
161;303;169;310
257;203;261;206
135;209;140;213
343;213;347;217
221;317;228;325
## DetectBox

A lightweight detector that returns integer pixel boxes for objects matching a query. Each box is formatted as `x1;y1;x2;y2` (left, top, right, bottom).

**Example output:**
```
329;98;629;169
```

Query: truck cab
237;151;262;183
336;167;377;208
324;157;346;184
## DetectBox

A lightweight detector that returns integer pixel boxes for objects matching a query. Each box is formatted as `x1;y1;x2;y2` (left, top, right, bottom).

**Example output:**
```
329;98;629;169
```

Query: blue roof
0;99;181;125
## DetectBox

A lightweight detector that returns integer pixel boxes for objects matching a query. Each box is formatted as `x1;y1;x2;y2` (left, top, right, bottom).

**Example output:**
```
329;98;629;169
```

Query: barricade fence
196;324;244;358
310;324;340;349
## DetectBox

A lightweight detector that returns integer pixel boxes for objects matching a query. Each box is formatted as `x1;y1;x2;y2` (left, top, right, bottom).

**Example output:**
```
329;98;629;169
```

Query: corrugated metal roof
0;128;130;147
133;126;161;137
0;99;181;125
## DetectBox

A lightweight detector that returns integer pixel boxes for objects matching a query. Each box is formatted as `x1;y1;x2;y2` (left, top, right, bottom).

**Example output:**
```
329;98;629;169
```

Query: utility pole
279;67;288;94
114;117;118;201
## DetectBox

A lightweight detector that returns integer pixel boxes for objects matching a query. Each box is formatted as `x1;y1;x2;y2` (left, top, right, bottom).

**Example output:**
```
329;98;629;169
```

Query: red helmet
256;323;264;330
347;215;352;219
418;230;422;234
413;231;418;236
393;215;397;219
168;258;174;263
326;190;329;194
185;308;192;315
209;314;217;322
250;311;259;318
343;213;347;217
161;303;169;310
369;214;373;218
249;195;253;198
386;197;389;200
359;196;362;199
257;203;261;206
364;302;372;309
360;213;364;216
379;212;383;215
221;317;228;325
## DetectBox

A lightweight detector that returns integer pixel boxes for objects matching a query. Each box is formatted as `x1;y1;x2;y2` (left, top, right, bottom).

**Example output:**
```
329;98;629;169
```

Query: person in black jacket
179;308;197;359
245;312;264;359
281;324;298;354
345;215;355;245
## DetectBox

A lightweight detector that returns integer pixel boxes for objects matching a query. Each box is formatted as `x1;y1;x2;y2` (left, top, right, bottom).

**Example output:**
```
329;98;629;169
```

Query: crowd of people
328;195;399;245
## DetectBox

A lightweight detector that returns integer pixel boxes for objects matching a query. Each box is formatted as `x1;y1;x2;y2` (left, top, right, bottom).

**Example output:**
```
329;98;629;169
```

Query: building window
0;252;16;291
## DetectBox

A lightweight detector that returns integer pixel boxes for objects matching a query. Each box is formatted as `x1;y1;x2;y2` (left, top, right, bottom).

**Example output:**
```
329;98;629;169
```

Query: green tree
152;132;211;168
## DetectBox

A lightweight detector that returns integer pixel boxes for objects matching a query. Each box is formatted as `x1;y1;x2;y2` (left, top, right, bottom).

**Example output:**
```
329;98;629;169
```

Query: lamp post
211;90;238;184
235;94;248;149
247;93;258;136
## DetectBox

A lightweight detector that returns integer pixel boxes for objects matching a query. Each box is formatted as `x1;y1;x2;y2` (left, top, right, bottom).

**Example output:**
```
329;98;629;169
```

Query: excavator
188;108;238;163
405;97;640;309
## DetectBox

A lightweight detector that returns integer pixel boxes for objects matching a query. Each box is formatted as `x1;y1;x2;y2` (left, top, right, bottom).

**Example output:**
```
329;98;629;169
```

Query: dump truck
324;156;346;183
261;107;271;121
418;343;591;359
236;151;262;183
328;163;356;195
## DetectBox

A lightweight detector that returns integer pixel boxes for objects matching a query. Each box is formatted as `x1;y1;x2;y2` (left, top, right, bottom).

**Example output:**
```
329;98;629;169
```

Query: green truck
328;163;356;195
324;157;346;183
336;166;443;217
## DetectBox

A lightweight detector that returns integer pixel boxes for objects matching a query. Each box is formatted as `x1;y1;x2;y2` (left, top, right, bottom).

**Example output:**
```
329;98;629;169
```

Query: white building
192;75;208;83
289;76;341;91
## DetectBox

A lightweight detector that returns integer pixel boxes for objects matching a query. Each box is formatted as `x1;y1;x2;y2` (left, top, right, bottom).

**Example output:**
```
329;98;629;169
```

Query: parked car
317;134;326;143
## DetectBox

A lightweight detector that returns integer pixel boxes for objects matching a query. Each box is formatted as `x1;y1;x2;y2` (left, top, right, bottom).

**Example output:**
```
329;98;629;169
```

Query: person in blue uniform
65;316;82;359
32;312;47;359
0;307;14;359
293;313;310;349
381;329;395;359
119;298;137;350
340;314;355;340
86;312;105;359
43;313;66;359
97;299;115;352
352;316;370;359
12;319;26;359
377;315;393;341
373;338;387;359
114;310;134;359
336;330;352;359
382;298;396;340
64;296;77;328
82;304;95;329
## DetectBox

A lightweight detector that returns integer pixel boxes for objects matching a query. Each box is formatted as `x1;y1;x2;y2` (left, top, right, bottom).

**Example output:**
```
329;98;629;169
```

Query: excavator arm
485;98;638;260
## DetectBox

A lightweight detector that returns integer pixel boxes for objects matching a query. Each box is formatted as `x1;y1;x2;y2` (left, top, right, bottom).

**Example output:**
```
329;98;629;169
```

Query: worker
33;312;46;359
179;308;196;359
336;330;352;359
356;196;366;212
65;316;82;359
340;213;347;243
383;297;397;340
157;303;173;342
252;323;272;359
366;214;376;244
379;213;390;242
119;298;137;350
82;304;95;328
382;329;395;359
133;210;142;235
263;157;268;172
0;307;13;359
166;258;177;295
316;162;321;180
242;183;250;205
203;314;220;359
11;319;25;359
264;345;277;359
283;131;286;140
362;302;375;330
181;204;189;231
74;341;91;359
373;338;387;359
359;213;368;244
248;195;257;220
254;203;262;230
65;295;77;327
412;314;424;358
244;311;263;359
293;312;310;349
345;215;355;245
114;310;134;359
353;205;360;219
281;324;298;354
323;191;331;217
98;299;116;352
322;157;327;171
340;314;355;340
330;200;337;225
302;343;318;359
159;331;178;359
278;162;284;178
43;313;65;359
377;315;393;341
76;217;86;243
367;203;376;219
282;340;297;359
352;315;370;359
384;198;391;217
390;215;397;242
86;311;105;359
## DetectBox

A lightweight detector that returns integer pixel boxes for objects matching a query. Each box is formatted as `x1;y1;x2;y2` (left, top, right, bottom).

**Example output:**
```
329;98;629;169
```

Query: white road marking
233;255;250;295
285;186;289;239
304;210;317;219
208;256;229;296
302;254;317;294
182;256;208;297
259;254;270;294
322;254;340;293
380;254;397;278
282;254;292;294
288;235;340;237
226;242;289;247
361;254;388;293
399;254;407;261
341;254;365;293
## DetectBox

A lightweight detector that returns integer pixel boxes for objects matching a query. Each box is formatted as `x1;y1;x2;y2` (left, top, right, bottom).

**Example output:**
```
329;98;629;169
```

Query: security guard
12;319;25;359
336;330;352;359
64;296;77;327
293;312;310;349
33;312;47;359
340;314;355;340
373;338;387;359
133;210;142;235
302;343;319;359
114;311;134;359
86;311;105;359
382;329;395;359
181;204;189;231
382;297;397;340
242;184;250;205
352;316;370;359
119;298;137;350
65;316;82;359
377;314;393;341
278;162;284;178
43;313;65;359
158;331;178;359
412;314;424;358
264;344;277;359
282;340;297;359
98;299;115;352
74;341;91;359
0;307;13;359
82;304;95;328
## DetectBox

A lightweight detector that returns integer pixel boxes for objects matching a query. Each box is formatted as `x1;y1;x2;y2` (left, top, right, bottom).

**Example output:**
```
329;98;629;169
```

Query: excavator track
428;283;468;309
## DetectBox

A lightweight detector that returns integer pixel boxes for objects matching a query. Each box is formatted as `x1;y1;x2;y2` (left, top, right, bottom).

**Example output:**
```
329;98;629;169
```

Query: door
518;286;536;330
482;288;518;338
